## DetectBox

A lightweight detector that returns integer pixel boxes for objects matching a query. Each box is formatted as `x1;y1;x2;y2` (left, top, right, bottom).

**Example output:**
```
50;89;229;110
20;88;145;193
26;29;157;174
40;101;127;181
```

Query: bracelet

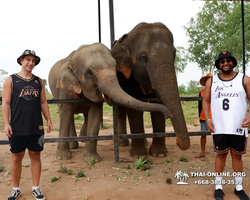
205;118;211;122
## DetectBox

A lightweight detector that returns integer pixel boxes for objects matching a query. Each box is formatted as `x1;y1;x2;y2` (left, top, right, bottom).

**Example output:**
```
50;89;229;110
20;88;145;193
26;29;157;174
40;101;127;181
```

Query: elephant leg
84;103;102;163
70;116;78;149
149;112;167;157
127;109;148;158
117;106;129;146
79;114;87;144
56;104;72;160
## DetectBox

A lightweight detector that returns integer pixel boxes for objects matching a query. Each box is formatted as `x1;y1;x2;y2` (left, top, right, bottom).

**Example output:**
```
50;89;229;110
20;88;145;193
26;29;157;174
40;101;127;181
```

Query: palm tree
174;170;183;181
182;172;189;182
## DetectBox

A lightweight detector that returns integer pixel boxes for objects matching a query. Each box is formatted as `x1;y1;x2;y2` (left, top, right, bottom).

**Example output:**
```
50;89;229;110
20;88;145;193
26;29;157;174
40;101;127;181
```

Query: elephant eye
85;68;93;78
140;54;149;63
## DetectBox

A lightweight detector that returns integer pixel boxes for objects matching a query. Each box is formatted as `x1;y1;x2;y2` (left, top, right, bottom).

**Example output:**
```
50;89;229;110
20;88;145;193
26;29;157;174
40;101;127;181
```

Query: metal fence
0;96;212;162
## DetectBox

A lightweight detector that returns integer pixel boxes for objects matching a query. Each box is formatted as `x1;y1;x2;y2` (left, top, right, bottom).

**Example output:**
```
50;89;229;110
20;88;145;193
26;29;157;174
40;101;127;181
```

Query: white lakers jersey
211;72;248;136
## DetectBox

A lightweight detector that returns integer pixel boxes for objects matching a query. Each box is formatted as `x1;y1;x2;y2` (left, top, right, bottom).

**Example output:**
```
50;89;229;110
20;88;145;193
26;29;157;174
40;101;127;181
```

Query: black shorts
213;134;247;154
9;134;44;153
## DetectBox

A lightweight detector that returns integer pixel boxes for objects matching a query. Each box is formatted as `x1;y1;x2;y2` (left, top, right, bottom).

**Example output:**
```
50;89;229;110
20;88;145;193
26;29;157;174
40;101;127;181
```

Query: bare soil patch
0;126;250;200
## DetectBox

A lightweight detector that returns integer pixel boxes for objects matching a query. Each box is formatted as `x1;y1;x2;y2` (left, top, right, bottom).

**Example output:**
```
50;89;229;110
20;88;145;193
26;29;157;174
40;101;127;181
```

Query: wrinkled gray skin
111;22;190;158
48;43;171;162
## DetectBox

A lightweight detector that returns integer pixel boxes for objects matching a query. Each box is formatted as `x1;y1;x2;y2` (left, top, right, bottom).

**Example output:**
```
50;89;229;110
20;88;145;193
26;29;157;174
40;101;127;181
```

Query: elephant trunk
148;64;190;150
98;77;172;119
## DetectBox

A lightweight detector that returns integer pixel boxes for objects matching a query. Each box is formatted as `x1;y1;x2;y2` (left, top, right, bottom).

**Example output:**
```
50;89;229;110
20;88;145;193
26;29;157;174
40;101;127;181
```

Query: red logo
223;51;227;54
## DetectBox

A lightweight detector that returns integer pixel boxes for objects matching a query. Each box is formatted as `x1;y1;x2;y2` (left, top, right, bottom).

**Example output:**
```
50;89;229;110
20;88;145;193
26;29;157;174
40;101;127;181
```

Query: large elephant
111;22;190;157
48;43;171;162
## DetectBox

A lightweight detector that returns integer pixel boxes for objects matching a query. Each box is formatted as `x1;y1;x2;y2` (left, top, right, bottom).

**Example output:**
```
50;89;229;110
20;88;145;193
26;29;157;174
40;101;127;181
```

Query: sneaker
7;189;21;200
32;188;45;200
214;189;224;200
234;189;249;200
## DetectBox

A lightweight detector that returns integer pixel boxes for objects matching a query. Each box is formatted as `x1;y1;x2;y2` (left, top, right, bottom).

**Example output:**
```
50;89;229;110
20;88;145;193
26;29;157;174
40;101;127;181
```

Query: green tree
178;84;186;95
184;0;250;74
186;80;200;95
43;79;47;86
0;69;8;95
175;46;188;74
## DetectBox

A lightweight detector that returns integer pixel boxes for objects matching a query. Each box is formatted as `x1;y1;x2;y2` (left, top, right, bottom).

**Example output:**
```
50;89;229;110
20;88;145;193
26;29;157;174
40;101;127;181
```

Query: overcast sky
0;0;205;87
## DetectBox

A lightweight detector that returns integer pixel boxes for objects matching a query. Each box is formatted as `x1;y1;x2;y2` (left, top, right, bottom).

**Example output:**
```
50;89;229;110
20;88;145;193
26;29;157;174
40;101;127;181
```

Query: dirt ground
0;125;250;200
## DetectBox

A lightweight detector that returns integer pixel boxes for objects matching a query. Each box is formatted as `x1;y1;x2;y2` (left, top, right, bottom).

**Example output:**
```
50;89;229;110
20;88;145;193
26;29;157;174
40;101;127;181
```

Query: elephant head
51;43;171;117
111;23;190;150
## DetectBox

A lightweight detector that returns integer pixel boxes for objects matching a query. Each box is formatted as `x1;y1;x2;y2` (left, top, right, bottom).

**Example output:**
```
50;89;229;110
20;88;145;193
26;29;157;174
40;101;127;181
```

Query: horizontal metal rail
0;96;202;105
0;131;211;145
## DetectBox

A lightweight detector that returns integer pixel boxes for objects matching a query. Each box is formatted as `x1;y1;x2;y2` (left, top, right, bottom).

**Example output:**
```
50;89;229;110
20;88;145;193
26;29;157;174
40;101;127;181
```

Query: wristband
205;118;210;122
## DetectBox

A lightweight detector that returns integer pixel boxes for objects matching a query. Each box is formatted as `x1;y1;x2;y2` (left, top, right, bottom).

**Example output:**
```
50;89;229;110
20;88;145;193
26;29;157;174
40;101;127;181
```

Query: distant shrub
178;84;186;94
74;115;84;120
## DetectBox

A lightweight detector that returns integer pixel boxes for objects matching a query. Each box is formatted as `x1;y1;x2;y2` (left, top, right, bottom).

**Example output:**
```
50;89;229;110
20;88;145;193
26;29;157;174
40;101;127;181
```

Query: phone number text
194;180;242;185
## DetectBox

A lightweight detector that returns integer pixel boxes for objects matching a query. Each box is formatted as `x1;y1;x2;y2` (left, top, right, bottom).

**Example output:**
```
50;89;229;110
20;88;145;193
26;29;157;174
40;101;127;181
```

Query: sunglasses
220;58;232;64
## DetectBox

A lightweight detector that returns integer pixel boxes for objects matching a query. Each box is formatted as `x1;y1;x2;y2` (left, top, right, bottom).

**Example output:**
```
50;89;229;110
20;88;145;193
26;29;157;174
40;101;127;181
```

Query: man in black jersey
2;50;53;200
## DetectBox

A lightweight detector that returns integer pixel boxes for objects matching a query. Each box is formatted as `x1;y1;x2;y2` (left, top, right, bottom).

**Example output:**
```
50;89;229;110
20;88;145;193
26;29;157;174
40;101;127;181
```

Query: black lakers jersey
10;74;44;136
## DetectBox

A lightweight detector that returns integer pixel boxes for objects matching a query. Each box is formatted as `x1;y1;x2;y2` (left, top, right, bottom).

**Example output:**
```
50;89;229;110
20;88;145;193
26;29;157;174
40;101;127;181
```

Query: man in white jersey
203;51;250;200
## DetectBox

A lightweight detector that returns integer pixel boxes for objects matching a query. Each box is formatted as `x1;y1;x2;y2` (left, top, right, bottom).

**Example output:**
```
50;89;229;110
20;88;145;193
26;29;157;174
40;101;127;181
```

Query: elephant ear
56;65;82;94
111;34;133;79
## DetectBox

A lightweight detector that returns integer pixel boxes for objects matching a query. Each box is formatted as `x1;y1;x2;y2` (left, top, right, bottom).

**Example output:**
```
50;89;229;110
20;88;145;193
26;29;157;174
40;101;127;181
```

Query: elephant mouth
140;85;154;95
102;93;113;106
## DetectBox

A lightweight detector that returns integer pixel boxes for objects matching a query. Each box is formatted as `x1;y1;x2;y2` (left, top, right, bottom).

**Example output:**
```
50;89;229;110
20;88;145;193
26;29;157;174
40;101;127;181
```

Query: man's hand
206;120;215;133
241;117;250;128
47;120;53;133
4;124;12;137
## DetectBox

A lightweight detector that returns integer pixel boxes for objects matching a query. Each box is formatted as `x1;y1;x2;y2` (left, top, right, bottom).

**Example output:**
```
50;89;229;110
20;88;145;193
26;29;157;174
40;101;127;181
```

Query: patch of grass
134;157;151;171
50;176;59;182
145;169;150;176
74;115;84;120
67;169;73;175
0;166;4;172
58;165;68;173
87;157;95;166
181;98;199;125
75;170;86;178
160;159;172;165
179;155;188;162
101;125;112;129
6;170;11;175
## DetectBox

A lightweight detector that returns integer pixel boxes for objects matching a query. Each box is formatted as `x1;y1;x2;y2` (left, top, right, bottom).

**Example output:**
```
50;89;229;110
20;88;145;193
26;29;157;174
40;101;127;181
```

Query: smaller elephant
48;43;171;162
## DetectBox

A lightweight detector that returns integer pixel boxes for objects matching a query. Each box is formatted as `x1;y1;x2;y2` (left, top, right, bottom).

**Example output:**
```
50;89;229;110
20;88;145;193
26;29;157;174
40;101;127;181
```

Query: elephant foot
84;152;102;163
149;144;168;157
119;139;129;146
129;146;148;158
56;149;72;160
70;141;79;149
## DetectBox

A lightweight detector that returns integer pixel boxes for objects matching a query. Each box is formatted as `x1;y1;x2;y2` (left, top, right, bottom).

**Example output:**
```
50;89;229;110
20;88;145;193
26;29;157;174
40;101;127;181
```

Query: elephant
111;22;190;157
48;42;171;162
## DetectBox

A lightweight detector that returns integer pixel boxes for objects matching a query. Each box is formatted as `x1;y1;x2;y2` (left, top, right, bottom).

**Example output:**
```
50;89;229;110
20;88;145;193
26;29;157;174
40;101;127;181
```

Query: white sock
215;176;223;190
32;186;39;190
235;176;243;191
13;187;20;191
